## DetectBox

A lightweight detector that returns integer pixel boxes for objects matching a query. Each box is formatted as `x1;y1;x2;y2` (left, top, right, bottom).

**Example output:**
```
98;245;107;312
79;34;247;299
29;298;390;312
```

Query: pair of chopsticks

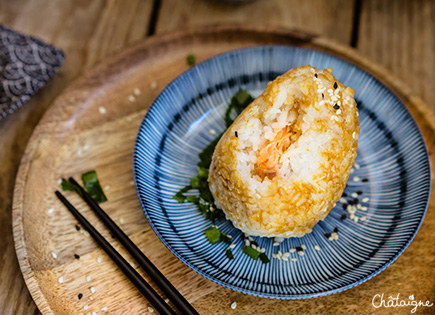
55;177;199;315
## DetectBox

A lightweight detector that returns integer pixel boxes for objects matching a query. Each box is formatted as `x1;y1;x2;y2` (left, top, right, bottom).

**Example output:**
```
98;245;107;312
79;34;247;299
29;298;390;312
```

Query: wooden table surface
0;1;433;314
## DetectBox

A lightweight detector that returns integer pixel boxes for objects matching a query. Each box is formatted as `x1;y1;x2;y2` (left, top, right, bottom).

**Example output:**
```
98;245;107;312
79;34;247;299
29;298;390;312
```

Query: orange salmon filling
255;126;293;180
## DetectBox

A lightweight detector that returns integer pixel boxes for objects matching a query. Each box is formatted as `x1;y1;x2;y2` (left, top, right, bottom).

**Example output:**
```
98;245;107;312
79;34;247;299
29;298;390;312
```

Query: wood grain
156;0;356;44
0;1;153;314
358;0;435;112
12;26;435;315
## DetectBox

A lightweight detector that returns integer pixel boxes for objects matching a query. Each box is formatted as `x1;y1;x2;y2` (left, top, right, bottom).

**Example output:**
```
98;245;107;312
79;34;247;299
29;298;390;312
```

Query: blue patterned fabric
0;25;64;120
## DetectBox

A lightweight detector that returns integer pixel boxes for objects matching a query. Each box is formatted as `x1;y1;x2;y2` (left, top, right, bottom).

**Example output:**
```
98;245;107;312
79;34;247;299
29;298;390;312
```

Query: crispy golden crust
208;65;359;237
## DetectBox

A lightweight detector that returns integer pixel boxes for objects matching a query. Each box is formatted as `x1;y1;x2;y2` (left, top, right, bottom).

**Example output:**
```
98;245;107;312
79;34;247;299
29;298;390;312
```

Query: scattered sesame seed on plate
291;258;297;262
83;305;89;310
133;88;141;96
360;216;367;221
361;206;368;211
128;95;136;102
77;149;83;156
92;312;97;315
301;244;307;250
130;262;136;268
297;251;305;256
86;275;91;282
58;276;64;283
314;245;321;251
57;178;62;184
350;168;355;173
119;217;125;225
229;244;236;249
209;129;216;135
273;242;279;246
97;256;102;263
289;248;296;253
83;144;89;151
90;286;96;294
51;252;57;259
83;230;90;237
148;306;154;312
164;298;170;303
353;176;361;182
339;197;347;203
231;302;237;309
351;192;358;198
362;197;370;202
126;116;132;122
150;81;157;89
98;106;107;114
101;306;108;311
104;185;110;191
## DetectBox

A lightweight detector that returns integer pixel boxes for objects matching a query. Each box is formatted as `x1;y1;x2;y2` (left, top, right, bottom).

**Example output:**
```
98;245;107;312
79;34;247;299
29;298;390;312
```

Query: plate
133;46;431;299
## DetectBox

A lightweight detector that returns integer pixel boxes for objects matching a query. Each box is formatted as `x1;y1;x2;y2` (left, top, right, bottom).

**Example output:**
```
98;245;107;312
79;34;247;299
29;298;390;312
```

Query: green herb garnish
205;226;221;244
225;249;234;260
259;253;270;264
242;245;261;260
61;179;77;191
224;89;254;127
220;232;232;244
187;54;196;66
173;89;253;221
81;170;107;204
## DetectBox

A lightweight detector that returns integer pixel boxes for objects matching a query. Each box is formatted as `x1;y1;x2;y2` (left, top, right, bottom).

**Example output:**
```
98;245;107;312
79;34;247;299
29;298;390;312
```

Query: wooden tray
13;25;435;315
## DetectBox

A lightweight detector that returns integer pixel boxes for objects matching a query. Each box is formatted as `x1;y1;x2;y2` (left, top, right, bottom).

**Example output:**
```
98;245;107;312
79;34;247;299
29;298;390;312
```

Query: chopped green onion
186;195;200;203
190;177;200;188
61;179;76;191
220;233;231;244
242;245;261;260
225;249;234;260
198;167;209;179
259;253;270;264
187;54;195;66
205;226;221;244
81;170;107;203
173;185;192;203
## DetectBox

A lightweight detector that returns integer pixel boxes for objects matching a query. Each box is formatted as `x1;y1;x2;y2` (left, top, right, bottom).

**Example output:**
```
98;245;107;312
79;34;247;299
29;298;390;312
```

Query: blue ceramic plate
133;46;431;299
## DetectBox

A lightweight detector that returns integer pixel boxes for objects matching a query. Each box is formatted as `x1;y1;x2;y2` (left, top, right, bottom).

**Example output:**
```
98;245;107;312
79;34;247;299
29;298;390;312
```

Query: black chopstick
55;191;177;315
68;177;199;315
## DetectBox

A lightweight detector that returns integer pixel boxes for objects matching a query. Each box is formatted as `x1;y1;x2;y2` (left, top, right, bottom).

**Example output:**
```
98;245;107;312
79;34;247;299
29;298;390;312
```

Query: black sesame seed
241;234;246;240
324;233;331;238
333;104;340;110
362;178;369;182
321;93;324;99
340;214;347;220
348;199;355;205
235;131;238;137
342;204;348;210
333;227;339;233
356;190;363;195
74;254;80;259
78;293;83;300
296;246;303;251
353;198;359;204
75;225;80;231
314;73;318;78
333;82;338;89
342;192;348;197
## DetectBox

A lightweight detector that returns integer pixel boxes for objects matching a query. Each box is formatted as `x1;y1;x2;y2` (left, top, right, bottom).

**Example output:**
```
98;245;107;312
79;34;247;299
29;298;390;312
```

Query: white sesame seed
119;218;125;225
248;236;254;242
360;216;367;221
361;206;368;211
57;178;62;184
354;217;359;223
289;248;296;253
357;203;362;210
164;299;169;303
314;245;321;251
328;89;333;94
83;305;89;310
351;192;358;198
99;106;107;114
130;261;136;268
339;198;347;203
150;81;157;89
297;251;305;256
83;230;90;237
273;242;279;246
330;115;337;121
283;252;290;258
128;95;136;102
229;244;236;249
336;109;342;115
353;176;361;182
328;236;334;241
86;276;91;282
51;252;57;259
272;253;277;258
352;132;357;139
126;116;132;122
350;168;355;174
209;129;216;135
291;258;297;262
47;208;55;214
282;256;289;261
244;239;250;246
301;244;306;250
101;307;108;311
90;286;96;293
278;250;282;256
58;276;64;283
133;88;141;96
97;257;102;264
90;297;94;301
350;213;355;220
259;247;265;253
92;312;97;315
148;306;154;313
334;116;340;122
231;302;237;309
129;180;135;186
83;144;89;151
77;148;83;156
274;237;284;243
362;197;370;202
354;162;360;169
334;234;339;240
